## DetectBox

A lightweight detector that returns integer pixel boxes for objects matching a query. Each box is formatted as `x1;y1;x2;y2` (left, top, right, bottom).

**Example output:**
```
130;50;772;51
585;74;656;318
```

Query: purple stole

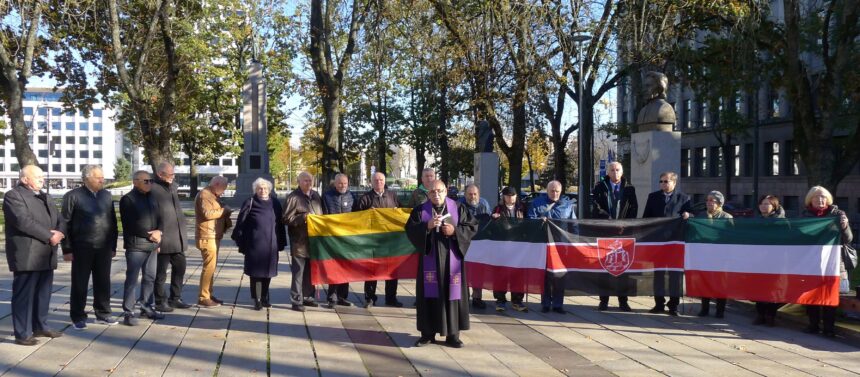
419;199;463;300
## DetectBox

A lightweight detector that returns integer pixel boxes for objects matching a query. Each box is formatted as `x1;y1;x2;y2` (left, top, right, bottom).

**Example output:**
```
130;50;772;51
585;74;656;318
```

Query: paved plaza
1;236;859;376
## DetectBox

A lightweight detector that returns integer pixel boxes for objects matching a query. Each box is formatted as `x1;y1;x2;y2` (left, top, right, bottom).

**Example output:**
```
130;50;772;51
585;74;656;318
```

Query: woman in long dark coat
800;186;852;337
231;178;286;310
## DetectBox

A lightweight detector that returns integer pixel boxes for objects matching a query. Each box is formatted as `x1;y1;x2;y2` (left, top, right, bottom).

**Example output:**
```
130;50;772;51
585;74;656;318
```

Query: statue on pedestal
636;72;676;132
476;120;494;153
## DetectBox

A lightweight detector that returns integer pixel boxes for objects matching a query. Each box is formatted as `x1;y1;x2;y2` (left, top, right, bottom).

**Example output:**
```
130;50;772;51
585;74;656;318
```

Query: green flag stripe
686;217;840;245
310;232;417;261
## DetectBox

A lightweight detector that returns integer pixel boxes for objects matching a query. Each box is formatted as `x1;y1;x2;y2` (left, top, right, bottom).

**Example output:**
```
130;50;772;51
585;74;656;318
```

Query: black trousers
364;279;398;303
755;302;782;318
12;270;53;339
155;252;187;305
70;248;114;322
493;291;525;304
250;277;271;301
654;296;680;311
805;305;836;331
327;283;350;303
599;296;629;305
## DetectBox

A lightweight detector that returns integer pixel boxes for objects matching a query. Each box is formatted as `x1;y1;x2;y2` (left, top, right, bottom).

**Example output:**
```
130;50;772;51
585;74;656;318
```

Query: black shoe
598;302;608;311
291;304;306;312
262;299;272;308
303;301;319;308
155;304;174;313
385;300;404;308
336;299;353;307
649;306;665;314
365;299;376;308
14;337;38;346
552;307;565;314
541;306;550;313
445;335;463;348
668;309;678;317
471;299;486;309
253;300;263;310
697;308;709;317
414;336;434;347
168;299;192;309
33;329;63;338
619;302;632;312
140;308;165;320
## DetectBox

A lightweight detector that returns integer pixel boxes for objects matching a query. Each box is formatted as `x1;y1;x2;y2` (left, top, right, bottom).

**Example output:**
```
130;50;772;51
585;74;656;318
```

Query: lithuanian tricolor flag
307;208;418;285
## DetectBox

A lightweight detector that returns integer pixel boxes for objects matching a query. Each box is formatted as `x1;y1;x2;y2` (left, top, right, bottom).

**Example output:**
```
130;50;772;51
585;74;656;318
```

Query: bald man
195;176;233;308
3;166;65;345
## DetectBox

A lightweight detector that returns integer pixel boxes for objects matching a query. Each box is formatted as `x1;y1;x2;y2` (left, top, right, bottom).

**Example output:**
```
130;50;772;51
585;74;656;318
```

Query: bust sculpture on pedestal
636;71;676;132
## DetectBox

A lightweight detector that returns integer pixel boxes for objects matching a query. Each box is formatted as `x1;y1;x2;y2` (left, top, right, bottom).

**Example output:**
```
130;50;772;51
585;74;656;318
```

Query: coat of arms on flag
598;238;635;276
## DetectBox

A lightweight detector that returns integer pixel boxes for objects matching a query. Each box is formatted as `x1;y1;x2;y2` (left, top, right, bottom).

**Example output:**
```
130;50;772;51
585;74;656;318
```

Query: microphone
436;213;451;232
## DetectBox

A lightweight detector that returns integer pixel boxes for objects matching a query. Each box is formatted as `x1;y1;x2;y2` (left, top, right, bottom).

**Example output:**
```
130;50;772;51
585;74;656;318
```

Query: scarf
419;198;462;300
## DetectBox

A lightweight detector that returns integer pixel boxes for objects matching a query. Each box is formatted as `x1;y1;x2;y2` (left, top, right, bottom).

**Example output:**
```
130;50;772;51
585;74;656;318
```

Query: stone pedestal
474;152;500;208
235;62;272;202
630;130;681;217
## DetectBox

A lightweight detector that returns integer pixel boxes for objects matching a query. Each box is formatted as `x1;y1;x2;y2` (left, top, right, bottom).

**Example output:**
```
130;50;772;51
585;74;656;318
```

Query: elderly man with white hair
195;176;233;308
150;161;191;312
3;165;65;345
283;171;323;312
527;180;576;314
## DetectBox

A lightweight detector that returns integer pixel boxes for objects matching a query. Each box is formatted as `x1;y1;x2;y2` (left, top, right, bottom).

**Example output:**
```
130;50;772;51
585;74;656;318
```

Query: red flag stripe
310;254;419;285
546;243;685;271
466;262;545;294
685;270;840;306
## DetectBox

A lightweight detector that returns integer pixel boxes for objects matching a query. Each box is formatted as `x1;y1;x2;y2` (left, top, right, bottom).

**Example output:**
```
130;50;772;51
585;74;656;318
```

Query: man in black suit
642;171;691;316
2;165;66;345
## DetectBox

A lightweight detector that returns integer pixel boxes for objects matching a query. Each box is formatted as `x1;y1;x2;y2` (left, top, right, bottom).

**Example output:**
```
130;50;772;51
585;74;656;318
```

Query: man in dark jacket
119;171;165;326
590;162;638;311
642;171;691;316
3;165;65;346
356;172;402;308
283;171;323;312
321;173;356;308
61;165;119;330
150;162;191;312
407;167;435;208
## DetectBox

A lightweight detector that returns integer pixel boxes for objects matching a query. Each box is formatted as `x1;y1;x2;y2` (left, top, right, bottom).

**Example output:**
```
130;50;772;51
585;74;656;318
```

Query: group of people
3;161;853;348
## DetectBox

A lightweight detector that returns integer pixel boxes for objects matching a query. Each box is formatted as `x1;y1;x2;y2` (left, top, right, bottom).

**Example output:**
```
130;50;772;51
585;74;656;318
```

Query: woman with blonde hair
800;186;852;337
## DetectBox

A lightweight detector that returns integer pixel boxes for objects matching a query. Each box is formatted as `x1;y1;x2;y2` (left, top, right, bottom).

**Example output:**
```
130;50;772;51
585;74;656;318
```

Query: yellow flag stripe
307;207;413;237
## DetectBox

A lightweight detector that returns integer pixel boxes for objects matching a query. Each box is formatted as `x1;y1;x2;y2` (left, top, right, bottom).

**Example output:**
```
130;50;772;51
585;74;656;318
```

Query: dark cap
501;186;517;196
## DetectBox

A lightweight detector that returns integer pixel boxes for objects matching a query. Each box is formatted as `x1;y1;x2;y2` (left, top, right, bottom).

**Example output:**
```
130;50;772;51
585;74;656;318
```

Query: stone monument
235;62;273;201
474;120;500;208
631;71;681;216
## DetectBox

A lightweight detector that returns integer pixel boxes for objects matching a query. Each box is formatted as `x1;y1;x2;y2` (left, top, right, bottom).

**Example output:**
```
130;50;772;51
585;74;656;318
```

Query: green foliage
114;157;132;181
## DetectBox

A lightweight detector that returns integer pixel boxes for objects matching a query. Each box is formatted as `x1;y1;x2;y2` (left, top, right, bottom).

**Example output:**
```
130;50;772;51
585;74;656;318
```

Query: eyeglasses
659;180;671;183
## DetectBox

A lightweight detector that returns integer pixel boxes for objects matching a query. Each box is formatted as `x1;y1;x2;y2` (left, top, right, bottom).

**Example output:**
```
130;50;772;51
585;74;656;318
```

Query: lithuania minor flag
307;208;418;285
685;217;842;306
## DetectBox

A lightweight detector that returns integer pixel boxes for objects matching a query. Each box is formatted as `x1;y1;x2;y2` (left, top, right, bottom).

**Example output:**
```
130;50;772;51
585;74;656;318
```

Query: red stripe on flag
310;254;419;285
466;262;545;294
685;270;840;306
547;243;684;271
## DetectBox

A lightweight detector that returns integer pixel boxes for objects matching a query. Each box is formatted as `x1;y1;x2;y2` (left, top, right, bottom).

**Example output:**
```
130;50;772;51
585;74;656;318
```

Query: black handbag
843;244;858;272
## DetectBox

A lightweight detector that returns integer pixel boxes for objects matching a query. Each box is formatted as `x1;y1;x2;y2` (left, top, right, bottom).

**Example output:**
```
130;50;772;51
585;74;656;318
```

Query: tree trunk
438;82;450;184
580;94;595;195
321;95;342;186
415;145;426;183
189;156;198;199
376;92;387;175
4;83;39;167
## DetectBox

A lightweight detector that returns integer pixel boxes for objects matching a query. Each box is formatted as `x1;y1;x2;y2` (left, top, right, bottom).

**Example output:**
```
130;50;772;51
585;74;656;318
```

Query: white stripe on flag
685;244;840;276
466;240;546;269
547;268;685;273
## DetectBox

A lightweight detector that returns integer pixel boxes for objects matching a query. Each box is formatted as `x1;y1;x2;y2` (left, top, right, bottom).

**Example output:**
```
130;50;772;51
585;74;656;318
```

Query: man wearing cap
490;186;528;312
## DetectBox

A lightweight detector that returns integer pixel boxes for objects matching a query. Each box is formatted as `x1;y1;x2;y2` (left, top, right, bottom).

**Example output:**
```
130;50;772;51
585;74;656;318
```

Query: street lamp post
572;33;591;219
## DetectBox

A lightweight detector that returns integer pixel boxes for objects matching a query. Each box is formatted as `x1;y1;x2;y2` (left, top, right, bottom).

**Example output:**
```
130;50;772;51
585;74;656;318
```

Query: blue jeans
123;250;158;314
541;272;565;309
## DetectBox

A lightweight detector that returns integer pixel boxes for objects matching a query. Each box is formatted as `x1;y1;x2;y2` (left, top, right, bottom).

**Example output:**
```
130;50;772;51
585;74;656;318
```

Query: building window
694;147;707;177
710;146;722;177
766;141;780;176
696;102;704;129
51;122;60;130
66;164;75;172
10;149;16;157
51;136;60;145
222;159;233;166
51;108;61;116
66;136;75;144
683;100;691;130
11;163;20;172
93;109;103;117
93;151;102;159
784;140;800;176
66;150;75;158
65;122;74;130
0;148;4;157
93;123;102;131
38;150;48;158
79;164;86;172
38;136;47;144
80;123;89;131
770;89;781;118
24;107;33;115
730;145;740;177
79;136;88;145
52;164;61;172
80;150;89;159
38;108;48;116
93;137;102;145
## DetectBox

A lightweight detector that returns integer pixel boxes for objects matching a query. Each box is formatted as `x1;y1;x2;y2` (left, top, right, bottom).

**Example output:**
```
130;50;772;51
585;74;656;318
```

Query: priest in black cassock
405;180;478;348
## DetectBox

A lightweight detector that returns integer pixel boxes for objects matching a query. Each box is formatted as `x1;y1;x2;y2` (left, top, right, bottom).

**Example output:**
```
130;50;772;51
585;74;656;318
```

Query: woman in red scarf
800;186;852;337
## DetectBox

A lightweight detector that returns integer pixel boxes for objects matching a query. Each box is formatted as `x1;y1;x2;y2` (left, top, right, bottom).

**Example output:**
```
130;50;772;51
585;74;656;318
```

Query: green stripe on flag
310;232;417;261
686;217;840;245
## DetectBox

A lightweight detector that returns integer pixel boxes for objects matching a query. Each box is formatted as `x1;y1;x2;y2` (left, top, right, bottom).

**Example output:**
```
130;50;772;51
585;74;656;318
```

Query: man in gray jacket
3;165;65;345
150;162;191;312
283;171;323;312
